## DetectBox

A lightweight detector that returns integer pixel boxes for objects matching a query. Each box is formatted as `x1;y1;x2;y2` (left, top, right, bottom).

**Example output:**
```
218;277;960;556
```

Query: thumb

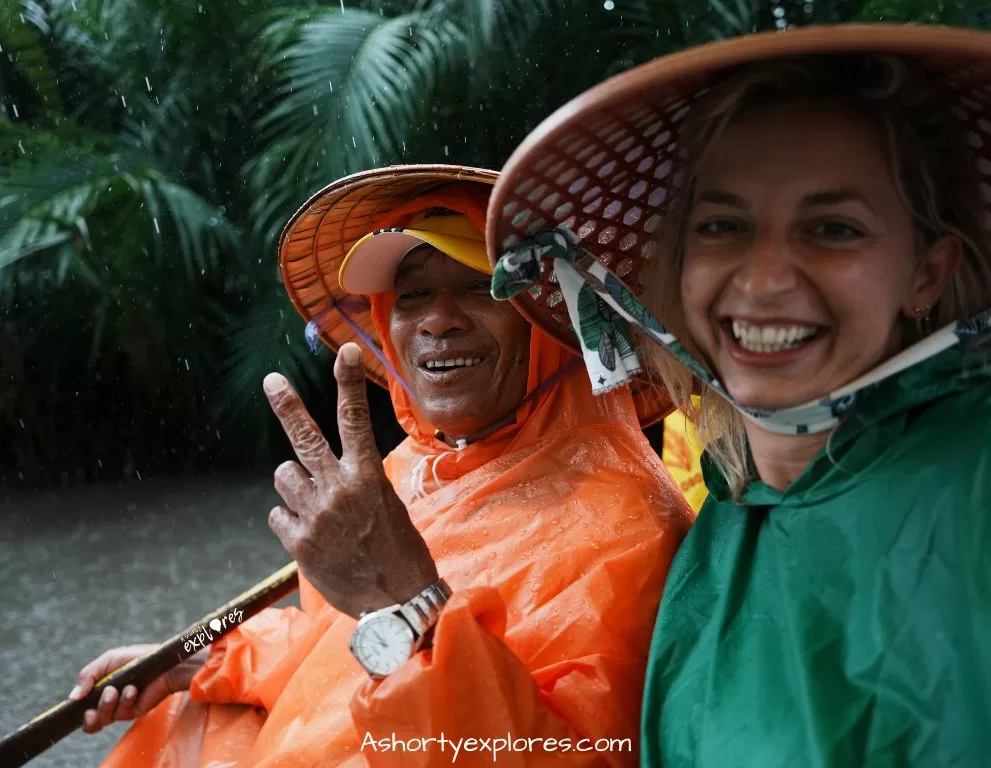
334;343;378;466
70;648;131;700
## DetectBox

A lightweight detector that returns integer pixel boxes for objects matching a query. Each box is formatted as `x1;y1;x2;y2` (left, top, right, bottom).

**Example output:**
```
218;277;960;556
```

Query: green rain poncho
641;345;991;767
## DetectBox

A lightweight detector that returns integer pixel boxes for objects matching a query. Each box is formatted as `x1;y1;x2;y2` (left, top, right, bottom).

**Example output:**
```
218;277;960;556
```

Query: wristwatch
348;579;452;678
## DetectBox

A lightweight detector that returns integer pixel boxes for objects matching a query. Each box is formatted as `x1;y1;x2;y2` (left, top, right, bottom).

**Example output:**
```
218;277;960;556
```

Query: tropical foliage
2;0;989;485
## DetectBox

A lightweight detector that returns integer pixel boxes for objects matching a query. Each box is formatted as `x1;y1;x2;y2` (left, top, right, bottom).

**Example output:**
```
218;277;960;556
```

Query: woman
485;26;991;766
74;166;694;767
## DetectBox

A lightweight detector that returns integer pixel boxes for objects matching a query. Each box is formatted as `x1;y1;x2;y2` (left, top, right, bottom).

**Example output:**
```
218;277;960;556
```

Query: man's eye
694;219;743;236
811;220;864;238
469;280;492;293
397;289;429;300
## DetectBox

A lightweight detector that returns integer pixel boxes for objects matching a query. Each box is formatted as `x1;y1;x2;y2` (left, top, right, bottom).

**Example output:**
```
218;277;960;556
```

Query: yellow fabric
339;208;490;294
660;407;707;514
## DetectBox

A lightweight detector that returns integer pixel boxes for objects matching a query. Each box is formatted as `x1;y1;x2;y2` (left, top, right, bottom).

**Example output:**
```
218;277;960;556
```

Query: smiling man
75;166;694;767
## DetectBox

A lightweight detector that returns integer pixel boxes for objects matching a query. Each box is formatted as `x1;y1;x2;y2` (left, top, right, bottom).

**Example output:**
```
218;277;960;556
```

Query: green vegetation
2;0;988;485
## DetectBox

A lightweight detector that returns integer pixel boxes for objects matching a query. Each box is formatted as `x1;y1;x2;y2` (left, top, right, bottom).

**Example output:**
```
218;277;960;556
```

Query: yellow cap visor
339;227;491;295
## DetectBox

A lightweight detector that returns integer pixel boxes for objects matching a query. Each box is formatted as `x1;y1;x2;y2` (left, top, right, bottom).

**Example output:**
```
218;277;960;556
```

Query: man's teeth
424;357;484;371
731;321;818;353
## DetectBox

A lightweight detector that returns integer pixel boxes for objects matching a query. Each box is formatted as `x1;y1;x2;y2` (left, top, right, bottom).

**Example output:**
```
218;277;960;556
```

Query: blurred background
2;0;989;765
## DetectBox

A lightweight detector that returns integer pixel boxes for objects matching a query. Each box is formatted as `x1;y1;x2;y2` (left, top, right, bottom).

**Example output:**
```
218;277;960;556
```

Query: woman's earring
912;305;933;337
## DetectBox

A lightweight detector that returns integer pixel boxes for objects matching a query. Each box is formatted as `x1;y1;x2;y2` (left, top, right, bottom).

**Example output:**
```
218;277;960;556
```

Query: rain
2;1;989;767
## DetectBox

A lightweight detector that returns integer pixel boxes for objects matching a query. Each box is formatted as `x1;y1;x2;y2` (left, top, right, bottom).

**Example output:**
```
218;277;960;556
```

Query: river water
0;475;297;768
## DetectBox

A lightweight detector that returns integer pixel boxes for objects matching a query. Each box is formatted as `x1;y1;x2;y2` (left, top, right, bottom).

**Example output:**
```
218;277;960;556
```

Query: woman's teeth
424;357;484;371
731;320;818;353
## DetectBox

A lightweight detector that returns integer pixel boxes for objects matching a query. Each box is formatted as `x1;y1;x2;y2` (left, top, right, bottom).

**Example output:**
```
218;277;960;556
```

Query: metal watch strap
397;579;452;638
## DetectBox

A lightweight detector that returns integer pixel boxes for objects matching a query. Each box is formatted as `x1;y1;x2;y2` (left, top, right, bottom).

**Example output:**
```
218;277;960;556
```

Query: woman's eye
811;220;864;238
694;218;744;237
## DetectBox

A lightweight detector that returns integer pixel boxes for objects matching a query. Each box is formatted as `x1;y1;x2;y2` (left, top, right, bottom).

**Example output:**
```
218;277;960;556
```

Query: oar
0;561;300;768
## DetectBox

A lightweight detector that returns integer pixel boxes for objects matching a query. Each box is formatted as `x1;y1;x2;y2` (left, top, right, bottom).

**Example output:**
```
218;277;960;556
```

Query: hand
264;342;439;619
69;644;208;734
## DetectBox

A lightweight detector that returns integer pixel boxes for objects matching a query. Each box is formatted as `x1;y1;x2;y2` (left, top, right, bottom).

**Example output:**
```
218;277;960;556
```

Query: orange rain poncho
99;298;694;768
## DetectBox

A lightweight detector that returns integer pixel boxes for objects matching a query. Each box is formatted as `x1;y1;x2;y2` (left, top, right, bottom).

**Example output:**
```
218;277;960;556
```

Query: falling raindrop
329;80;334;92
444;145;449;156
17;140;25;154
312;104;318;116
340;0;344;9
12;104;19;118
121;94;127;108
145;76;152;92
184;359;190;370
603;0;615;9
352;136;356;147
153;217;161;234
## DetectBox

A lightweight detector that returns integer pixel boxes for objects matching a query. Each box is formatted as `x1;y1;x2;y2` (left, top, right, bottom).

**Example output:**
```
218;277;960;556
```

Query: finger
268;505;302;558
115;685;139;721
263;373;337;478
333;343;379;467
82;709;102;734
274;460;315;509
97;686;119;727
72;648;129;700
133;679;170;717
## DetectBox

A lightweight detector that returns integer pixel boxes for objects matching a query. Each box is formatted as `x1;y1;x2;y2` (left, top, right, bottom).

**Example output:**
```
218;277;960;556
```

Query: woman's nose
417;292;472;337
730;229;799;300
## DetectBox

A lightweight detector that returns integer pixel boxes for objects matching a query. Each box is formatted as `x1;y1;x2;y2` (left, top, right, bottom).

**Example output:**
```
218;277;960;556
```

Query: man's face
389;246;531;437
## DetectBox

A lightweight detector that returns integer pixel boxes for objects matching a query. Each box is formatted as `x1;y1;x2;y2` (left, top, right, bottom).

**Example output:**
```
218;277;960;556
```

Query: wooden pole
0;562;299;767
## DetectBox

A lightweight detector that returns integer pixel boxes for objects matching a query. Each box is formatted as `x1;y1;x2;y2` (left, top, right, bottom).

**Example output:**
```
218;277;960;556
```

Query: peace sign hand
264;343;438;619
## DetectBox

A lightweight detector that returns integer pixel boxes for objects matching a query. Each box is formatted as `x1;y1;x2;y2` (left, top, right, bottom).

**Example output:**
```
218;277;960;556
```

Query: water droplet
603;0;615;9
145;76;152;92
12;104;19;118
153;217;160;233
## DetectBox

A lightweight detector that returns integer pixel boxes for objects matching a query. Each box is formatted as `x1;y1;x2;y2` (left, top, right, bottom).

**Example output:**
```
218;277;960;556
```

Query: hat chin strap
490;226;991;437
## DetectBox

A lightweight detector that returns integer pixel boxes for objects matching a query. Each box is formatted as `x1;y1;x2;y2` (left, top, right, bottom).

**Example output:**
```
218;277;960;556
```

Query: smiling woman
486;24;991;767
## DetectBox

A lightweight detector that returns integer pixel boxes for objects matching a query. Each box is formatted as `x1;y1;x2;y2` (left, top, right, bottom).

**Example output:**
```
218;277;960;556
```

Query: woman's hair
641;53;991;499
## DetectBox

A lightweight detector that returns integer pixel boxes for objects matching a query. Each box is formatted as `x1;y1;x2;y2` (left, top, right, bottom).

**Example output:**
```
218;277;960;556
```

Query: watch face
351;612;415;676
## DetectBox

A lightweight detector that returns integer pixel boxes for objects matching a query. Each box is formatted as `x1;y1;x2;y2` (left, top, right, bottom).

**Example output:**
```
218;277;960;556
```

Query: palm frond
0;0;63;116
0;130;238;280
246;6;466;248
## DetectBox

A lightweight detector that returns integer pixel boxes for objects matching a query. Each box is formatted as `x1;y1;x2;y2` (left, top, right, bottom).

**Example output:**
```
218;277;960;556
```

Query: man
73;166;695;766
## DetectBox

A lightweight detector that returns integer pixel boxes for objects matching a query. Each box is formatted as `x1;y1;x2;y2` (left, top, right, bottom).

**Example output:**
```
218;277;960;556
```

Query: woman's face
679;101;958;410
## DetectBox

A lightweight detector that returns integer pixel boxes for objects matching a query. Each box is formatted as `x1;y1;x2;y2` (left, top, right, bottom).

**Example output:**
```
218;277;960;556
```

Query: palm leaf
246;6;465;247
0;0;63;115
